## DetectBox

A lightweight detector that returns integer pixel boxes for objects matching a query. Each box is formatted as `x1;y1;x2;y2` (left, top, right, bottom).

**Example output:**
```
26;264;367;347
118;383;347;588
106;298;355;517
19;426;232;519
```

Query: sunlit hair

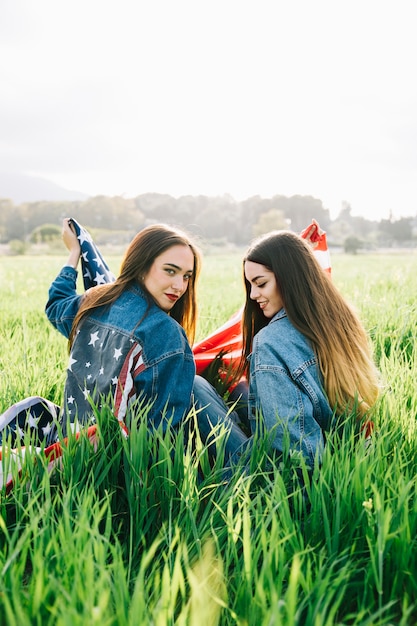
69;224;201;346
238;230;379;418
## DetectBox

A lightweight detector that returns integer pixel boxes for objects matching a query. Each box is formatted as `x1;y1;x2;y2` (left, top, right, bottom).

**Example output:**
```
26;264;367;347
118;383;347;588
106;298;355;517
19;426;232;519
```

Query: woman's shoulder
259;310;295;340
124;290;190;344
95;287;188;341
137;311;191;360
256;310;312;355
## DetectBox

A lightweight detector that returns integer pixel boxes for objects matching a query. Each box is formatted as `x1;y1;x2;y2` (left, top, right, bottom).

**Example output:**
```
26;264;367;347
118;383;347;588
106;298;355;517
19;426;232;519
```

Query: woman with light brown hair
45;219;201;438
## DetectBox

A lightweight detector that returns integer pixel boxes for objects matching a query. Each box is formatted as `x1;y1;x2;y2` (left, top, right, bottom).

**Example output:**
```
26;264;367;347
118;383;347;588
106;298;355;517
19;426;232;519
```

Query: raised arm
45;219;83;338
62;218;81;269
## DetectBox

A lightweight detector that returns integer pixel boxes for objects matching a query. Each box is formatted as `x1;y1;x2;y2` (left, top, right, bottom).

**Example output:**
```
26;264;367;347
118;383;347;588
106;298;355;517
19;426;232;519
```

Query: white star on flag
78;230;92;245
112;377;118;385
94;272;106;285
68;219;116;289
14;425;25;441
67;396;75;404
89;331;100;347
28;413;40;428
85;362;91;368
114;347;123;360
83;387;90;399
68;354;77;371
42;422;53;436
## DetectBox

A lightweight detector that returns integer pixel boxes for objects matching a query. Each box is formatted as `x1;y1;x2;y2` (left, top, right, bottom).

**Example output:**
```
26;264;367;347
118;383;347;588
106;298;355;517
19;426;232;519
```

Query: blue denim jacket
248;308;333;467
45;266;195;434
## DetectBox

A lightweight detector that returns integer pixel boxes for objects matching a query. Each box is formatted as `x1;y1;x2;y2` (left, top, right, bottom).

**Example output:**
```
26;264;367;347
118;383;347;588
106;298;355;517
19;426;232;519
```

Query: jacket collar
269;307;286;324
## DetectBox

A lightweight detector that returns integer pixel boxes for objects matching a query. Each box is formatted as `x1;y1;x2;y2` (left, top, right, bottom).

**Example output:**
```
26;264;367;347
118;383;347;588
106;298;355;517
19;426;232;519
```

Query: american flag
69;218;116;289
0;219;118;489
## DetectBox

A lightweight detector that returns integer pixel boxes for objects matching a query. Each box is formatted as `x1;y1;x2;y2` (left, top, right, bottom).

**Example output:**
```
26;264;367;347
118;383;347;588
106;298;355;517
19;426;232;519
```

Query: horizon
1;169;416;224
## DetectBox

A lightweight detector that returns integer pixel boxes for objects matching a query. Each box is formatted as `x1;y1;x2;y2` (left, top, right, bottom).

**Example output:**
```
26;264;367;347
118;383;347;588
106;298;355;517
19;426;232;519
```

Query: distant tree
240;196;275;242
187;195;240;241
134;193;177;223
283;195;331;232
3;204;27;241
334;201;378;239
344;236;363;254
29;224;61;243
176;195;208;226
252;209;288;237
328;220;353;244
0;199;15;242
8;239;28;255
379;216;413;242
337;201;353;221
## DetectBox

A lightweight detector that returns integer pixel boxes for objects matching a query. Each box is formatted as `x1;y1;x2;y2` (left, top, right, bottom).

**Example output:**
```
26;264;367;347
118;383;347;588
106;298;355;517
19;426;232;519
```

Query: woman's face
143;244;195;312
244;260;283;319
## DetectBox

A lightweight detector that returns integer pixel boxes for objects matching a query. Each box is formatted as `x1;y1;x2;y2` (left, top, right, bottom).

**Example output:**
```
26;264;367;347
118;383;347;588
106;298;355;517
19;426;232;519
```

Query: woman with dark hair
194;229;380;469
45;218;201;438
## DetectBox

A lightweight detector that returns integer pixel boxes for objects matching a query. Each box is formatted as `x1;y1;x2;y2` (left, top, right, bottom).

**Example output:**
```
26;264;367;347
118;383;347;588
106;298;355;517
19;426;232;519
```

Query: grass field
0;251;417;625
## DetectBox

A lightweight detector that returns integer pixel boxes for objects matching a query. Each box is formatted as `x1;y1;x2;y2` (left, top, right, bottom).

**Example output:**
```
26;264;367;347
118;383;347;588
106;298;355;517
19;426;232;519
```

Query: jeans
192;375;251;468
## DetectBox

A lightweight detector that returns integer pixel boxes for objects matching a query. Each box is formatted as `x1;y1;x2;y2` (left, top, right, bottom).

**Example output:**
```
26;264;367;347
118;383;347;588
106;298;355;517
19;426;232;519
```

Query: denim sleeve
45;266;83;339
136;350;195;430
251;365;323;465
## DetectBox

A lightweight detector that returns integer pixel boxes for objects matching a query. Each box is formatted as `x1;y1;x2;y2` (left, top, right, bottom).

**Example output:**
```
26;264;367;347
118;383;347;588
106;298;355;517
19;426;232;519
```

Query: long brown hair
239;230;379;418
69;224;201;346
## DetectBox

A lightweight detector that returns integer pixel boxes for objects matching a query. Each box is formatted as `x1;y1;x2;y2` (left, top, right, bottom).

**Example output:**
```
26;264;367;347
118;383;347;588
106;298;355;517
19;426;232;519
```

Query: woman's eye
184;274;192;281
257;282;266;288
166;269;175;276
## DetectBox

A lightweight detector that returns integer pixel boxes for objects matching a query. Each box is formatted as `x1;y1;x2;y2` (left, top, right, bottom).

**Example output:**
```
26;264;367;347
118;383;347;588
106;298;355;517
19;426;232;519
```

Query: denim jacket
248;308;333;467
45;266;195;434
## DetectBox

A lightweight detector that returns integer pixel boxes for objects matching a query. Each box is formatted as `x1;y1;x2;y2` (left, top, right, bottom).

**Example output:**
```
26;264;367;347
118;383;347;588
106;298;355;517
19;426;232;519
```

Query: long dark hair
69;224;201;346
238;230;379;417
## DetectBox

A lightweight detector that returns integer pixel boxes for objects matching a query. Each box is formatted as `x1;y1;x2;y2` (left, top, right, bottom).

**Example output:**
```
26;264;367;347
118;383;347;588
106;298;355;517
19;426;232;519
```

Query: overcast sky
1;0;416;220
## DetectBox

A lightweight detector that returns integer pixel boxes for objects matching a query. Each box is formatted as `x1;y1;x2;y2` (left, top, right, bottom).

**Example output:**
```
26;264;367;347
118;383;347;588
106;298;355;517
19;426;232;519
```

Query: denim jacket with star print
46;266;195;434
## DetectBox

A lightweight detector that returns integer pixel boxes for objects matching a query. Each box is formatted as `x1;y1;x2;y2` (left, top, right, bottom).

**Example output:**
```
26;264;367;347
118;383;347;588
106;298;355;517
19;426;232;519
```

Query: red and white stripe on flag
300;219;331;274
0;425;98;495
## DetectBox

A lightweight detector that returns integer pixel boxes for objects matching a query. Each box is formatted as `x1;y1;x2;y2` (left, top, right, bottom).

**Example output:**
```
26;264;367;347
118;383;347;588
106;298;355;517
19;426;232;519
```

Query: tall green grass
1;251;417;625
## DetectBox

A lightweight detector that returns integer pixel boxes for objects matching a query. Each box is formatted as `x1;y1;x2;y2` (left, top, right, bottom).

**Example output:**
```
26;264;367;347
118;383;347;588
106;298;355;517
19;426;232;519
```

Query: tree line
0;193;415;250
